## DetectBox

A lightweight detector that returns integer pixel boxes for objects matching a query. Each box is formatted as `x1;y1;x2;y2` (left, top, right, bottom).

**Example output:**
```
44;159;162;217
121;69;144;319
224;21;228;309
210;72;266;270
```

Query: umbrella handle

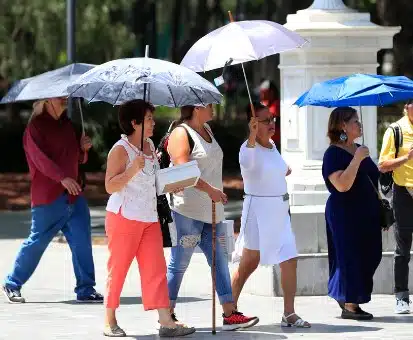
228;11;234;23
212;201;217;335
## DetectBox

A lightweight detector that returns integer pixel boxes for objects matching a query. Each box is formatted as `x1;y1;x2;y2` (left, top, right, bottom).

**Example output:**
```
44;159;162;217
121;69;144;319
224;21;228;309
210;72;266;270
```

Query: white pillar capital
308;0;349;10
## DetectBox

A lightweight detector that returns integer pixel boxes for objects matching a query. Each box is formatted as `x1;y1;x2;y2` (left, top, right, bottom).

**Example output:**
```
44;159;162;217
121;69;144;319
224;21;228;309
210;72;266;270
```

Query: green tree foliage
0;0;136;82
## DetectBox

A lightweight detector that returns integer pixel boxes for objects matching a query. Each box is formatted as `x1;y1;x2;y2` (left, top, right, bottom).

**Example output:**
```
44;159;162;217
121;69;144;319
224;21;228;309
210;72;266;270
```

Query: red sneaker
222;311;259;331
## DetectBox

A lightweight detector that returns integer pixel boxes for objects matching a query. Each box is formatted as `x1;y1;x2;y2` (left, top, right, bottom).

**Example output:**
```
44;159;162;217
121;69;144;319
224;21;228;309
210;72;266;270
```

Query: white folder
155;160;201;195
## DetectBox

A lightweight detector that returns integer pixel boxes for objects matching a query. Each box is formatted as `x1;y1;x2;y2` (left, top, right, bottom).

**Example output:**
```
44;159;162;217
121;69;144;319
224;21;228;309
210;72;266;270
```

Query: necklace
121;136;156;175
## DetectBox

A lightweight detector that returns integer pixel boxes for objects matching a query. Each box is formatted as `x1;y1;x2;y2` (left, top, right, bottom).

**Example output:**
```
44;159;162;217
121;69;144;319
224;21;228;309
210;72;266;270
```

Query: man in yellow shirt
379;99;413;314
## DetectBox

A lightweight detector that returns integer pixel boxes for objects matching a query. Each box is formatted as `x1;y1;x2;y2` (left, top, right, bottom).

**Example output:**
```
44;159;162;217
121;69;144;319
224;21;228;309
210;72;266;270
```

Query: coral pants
105;212;170;310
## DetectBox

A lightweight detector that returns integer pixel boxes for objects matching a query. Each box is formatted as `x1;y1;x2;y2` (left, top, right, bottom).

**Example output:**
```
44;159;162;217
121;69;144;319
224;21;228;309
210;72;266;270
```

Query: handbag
367;176;395;231
157;194;173;247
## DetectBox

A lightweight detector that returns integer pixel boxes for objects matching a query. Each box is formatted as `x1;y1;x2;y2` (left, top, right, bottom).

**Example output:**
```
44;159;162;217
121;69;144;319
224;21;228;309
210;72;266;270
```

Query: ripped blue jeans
166;211;234;307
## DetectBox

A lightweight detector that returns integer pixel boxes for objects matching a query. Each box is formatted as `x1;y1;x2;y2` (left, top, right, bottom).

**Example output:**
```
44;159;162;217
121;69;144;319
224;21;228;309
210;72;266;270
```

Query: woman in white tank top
166;104;259;331
103;100;195;338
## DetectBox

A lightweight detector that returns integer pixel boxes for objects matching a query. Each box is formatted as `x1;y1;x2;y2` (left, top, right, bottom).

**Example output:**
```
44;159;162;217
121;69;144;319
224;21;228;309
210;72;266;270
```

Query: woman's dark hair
327;106;357;144
118;99;155;135
169;105;195;130
246;102;267;122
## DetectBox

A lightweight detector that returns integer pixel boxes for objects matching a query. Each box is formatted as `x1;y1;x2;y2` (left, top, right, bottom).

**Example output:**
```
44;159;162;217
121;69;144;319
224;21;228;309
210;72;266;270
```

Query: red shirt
23;112;87;207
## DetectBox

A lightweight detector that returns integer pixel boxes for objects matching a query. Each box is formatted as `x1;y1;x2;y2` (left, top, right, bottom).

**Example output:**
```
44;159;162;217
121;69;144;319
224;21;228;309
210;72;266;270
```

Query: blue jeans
167;211;234;307
4;194;96;298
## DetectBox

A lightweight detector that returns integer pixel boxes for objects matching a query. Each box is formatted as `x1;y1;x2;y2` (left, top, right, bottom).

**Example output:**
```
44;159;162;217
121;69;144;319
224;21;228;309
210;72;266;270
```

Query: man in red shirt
2;97;103;304
259;80;281;151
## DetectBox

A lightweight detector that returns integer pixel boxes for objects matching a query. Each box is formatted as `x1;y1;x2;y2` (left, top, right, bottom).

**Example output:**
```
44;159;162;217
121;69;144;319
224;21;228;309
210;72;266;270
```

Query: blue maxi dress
322;145;382;304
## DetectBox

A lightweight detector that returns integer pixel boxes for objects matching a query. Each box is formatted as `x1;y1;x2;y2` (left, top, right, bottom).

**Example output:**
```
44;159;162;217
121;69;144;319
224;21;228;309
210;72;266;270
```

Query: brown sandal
159;325;196;337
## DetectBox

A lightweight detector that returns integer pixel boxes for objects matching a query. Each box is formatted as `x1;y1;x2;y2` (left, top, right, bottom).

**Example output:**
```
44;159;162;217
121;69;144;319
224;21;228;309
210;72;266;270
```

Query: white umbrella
181;12;307;116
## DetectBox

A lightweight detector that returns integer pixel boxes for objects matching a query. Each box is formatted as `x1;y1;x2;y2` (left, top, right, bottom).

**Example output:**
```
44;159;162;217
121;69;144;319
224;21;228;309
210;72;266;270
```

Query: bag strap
390;123;402;158
367;176;381;200
177;124;195;153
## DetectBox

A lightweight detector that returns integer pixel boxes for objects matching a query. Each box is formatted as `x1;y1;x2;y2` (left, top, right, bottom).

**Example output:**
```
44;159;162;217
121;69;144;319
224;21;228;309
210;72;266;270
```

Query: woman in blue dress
322;107;382;320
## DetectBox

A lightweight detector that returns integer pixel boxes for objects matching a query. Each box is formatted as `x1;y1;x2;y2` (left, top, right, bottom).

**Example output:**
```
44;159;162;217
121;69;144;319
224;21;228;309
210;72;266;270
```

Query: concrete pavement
1;233;413;339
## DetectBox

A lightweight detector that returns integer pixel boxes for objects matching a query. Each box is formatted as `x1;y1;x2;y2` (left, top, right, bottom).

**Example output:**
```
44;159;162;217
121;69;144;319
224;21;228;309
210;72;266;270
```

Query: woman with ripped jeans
166;104;259;331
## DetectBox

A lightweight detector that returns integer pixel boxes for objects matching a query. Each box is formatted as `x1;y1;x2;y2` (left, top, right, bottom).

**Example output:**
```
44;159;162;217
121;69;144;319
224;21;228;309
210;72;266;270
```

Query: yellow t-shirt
379;116;413;187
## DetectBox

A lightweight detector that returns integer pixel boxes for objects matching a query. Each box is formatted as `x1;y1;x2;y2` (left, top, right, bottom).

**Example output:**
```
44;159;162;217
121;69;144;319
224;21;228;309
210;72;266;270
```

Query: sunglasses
258;117;277;125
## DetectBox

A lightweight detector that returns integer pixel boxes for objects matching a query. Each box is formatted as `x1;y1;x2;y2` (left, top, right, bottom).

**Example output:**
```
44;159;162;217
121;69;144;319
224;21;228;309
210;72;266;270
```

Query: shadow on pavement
129;330;287;339
367;315;413;323
253;323;382;333
171;323;382;340
25;296;208;305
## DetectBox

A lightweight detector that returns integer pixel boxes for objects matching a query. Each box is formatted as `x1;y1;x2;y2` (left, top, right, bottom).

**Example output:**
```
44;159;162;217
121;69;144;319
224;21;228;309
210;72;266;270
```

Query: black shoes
341;306;373;320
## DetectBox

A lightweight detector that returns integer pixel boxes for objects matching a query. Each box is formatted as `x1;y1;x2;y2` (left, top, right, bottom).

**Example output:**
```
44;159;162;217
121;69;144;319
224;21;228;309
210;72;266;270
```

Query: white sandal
281;313;311;328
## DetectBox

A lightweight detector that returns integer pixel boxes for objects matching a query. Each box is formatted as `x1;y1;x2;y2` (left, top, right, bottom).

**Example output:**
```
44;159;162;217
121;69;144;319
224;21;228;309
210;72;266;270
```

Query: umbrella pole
359;104;364;145
77;99;85;136
142;83;147;151
227;11;256;117
141;45;150;151
241;64;256;117
211;201;217;335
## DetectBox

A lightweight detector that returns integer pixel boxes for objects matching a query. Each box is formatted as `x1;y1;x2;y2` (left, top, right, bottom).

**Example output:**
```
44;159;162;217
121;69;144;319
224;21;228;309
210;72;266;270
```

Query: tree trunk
178;0;210;62
150;0;157;58
171;0;183;62
376;0;413;77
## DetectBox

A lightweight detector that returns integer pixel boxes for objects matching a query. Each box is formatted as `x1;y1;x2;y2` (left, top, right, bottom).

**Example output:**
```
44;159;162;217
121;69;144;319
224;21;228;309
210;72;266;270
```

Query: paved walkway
1;236;413;340
1;212;413;339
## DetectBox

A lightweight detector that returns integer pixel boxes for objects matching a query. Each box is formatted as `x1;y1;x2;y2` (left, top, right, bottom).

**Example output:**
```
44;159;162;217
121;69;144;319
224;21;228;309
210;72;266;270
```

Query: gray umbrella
67;57;222;107
1;63;95;103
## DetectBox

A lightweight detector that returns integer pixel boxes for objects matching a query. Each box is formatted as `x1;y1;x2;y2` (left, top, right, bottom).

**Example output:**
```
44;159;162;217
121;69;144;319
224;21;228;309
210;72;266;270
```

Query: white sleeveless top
171;123;225;224
106;135;159;222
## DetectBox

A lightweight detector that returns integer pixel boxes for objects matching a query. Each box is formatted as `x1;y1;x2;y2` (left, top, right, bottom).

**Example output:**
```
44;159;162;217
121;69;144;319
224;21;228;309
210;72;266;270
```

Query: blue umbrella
294;73;413;108
1;63;95;104
67;57;223;107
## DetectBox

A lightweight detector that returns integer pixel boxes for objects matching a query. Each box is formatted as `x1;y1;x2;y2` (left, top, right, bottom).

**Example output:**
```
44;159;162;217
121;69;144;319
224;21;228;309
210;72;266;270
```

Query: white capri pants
233;195;298;265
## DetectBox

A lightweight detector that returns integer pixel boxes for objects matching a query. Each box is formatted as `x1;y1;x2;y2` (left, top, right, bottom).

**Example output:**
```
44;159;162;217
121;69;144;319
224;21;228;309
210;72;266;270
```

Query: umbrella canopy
1;63;95;104
294;73;413;108
67;57;223;107
180;20;307;73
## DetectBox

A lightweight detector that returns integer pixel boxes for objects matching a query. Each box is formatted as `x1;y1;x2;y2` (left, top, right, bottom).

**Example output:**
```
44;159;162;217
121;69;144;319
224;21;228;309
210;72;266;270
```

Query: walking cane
211;201;217;335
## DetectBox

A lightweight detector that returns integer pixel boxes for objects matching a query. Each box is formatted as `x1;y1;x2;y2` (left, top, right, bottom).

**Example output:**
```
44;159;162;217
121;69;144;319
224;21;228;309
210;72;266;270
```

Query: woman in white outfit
231;102;310;328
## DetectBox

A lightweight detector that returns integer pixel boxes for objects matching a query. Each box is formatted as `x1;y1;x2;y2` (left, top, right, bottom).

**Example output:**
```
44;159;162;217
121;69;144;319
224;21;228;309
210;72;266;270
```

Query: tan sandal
281;313;311;328
103;324;126;337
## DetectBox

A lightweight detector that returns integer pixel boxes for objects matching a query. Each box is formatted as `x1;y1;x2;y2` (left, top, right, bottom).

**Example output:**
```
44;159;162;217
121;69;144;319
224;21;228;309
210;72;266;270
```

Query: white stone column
280;0;400;207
